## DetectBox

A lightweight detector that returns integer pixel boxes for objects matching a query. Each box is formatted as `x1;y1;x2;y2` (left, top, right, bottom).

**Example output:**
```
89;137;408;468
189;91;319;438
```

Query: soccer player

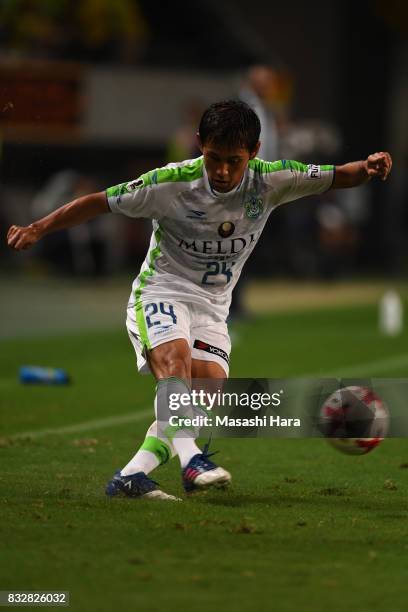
7;100;392;500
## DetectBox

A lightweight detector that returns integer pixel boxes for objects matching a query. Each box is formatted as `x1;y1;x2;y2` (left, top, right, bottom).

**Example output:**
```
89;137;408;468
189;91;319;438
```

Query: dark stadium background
1;0;406;282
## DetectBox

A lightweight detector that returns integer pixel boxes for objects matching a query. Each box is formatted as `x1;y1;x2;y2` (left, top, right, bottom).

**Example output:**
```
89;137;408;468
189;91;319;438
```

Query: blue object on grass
19;366;70;385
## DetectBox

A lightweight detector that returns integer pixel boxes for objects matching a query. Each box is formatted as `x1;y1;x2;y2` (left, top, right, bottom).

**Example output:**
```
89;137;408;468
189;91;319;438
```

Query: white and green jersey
106;157;334;320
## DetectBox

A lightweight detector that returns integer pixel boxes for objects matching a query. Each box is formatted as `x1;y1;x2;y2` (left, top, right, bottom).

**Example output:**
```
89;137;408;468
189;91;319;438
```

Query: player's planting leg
120;420;176;476
105;421;180;501
105;469;180;501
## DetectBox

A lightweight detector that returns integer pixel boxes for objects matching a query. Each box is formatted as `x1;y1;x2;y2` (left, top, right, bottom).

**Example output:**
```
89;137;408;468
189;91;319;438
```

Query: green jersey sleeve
106;171;161;219
249;159;335;207
106;158;204;219
273;160;335;205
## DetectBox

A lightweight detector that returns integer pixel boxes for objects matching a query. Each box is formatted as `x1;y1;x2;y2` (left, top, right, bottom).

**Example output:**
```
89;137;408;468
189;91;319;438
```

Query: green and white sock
120;421;175;477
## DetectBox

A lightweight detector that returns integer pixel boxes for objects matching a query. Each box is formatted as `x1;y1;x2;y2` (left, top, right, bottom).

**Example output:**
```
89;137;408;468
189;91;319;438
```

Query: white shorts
126;297;231;377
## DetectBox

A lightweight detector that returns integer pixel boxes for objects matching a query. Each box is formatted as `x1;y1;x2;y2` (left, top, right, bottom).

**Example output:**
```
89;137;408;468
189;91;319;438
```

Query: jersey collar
203;164;247;199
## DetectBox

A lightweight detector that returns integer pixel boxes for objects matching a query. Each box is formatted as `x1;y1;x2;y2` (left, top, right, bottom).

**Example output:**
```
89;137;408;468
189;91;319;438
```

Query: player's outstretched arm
7;191;110;251
333;152;392;189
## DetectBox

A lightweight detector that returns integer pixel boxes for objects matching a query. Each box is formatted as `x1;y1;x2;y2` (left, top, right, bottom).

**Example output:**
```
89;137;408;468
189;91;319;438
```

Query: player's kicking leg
181;361;232;494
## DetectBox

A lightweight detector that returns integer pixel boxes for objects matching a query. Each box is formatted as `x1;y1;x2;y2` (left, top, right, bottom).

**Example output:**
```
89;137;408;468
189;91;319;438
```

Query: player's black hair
198;100;261;152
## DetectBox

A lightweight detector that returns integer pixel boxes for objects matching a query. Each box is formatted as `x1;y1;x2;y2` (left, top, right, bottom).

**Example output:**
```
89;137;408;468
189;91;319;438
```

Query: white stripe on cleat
142;490;182;501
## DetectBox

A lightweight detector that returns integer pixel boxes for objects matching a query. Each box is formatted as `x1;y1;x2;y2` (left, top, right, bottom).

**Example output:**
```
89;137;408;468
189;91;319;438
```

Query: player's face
199;140;260;193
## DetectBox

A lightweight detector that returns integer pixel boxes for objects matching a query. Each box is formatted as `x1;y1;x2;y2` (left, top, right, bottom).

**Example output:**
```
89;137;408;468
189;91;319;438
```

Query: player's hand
7;224;43;250
365;152;392;181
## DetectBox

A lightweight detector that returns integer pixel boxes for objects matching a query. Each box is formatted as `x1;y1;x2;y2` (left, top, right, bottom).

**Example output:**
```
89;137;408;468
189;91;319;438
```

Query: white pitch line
5;352;408;441
8;408;152;441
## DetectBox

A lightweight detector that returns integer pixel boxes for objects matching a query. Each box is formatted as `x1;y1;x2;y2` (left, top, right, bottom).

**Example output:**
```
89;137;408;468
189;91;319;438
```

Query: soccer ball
319;385;389;455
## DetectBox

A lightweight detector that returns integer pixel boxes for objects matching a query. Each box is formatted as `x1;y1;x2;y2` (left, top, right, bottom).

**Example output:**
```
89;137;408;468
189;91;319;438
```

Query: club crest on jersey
218;221;235;238
244;196;263;219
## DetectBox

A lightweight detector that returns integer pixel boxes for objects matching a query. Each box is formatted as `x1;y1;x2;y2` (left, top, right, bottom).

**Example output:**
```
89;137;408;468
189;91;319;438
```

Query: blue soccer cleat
182;449;231;493
105;470;180;501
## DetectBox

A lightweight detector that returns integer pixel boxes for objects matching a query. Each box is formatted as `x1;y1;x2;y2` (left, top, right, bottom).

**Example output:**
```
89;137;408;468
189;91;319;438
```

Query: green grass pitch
1;304;408;611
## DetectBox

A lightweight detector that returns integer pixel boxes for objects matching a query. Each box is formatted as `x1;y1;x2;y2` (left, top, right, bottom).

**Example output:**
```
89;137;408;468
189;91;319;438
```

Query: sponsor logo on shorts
307;164;321;179
194;339;230;364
